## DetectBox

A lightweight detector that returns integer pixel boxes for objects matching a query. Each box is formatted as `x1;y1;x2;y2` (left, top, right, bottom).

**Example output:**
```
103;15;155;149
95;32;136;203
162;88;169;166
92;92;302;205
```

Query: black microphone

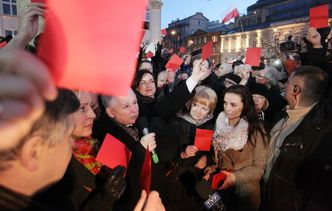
195;180;225;211
136;116;159;164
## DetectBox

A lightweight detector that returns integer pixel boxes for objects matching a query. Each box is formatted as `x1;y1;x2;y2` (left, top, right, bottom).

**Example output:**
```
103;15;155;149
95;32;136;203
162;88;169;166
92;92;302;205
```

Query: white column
149;0;163;44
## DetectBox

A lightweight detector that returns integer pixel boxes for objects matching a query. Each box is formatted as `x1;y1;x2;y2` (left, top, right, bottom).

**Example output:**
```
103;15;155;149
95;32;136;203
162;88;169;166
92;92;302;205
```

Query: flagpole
239;15;244;33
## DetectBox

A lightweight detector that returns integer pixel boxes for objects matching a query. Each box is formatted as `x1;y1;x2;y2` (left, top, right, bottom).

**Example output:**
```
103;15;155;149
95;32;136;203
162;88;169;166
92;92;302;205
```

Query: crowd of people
0;2;331;211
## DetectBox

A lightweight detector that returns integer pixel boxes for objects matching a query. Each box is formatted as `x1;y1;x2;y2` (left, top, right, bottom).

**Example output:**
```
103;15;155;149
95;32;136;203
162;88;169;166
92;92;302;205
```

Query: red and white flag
221;6;239;23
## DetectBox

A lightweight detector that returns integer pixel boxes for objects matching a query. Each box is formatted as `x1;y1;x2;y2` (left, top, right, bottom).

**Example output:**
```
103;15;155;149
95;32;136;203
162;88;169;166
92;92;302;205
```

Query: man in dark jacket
0;89;79;210
262;66;332;210
93;89;156;211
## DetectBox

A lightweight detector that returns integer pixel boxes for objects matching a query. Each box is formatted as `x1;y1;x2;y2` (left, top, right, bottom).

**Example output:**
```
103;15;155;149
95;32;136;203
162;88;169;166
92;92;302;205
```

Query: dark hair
0;89;79;170
215;63;221;69
132;69;155;90
291;65;328;104
232;60;244;70
139;59;152;66
224;85;268;146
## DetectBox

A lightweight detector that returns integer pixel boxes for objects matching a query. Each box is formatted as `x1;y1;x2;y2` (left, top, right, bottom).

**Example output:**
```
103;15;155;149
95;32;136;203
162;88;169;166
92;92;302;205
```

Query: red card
194;129;213;151
245;48;261;67
96;134;131;170
165;54;183;72
310;4;329;29
37;0;147;96
179;47;186;54
140;147;151;194
161;28;167;36
202;41;212;61
145;51;154;58
211;172;226;190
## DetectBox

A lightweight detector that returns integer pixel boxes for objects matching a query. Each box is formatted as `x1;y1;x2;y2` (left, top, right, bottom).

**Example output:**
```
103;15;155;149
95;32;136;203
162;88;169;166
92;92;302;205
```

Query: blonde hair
190;86;218;114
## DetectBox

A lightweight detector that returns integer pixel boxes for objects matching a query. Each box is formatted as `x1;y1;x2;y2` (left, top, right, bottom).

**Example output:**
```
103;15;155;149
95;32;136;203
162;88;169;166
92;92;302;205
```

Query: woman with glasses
132;69;158;119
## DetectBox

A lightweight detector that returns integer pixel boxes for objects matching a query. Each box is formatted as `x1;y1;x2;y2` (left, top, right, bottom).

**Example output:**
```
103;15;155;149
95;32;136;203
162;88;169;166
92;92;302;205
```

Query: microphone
195;180;225;211
136;116;159;164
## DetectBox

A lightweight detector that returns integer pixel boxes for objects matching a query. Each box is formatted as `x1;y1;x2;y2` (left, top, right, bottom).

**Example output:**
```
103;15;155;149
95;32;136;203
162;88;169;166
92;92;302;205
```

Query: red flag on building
221;7;239;23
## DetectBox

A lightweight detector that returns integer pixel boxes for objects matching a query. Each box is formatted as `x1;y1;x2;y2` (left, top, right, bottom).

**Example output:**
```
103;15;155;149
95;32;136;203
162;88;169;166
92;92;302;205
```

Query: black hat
224;73;242;84
191;49;202;57
250;83;270;110
250;83;269;100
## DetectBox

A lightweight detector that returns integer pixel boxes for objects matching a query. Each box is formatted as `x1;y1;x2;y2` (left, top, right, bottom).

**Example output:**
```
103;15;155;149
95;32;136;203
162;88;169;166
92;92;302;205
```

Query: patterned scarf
72;137;103;175
212;112;248;152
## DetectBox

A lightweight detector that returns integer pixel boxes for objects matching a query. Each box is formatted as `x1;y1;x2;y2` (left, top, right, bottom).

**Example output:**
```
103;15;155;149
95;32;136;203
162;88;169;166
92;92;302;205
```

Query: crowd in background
0;2;331;211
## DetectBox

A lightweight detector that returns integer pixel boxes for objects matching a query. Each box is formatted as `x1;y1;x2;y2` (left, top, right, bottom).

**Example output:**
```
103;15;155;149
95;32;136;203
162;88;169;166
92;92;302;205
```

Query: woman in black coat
151;84;218;211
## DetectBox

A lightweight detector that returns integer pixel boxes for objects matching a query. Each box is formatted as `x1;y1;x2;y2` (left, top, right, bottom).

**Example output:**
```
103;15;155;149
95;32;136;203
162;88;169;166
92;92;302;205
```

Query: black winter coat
262;101;332;211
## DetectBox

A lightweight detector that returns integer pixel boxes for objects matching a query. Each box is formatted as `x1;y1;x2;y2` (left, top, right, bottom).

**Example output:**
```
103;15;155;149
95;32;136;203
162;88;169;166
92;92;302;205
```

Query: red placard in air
165;54;183;72
37;0;147;96
179;47;186;54
310;4;329;29
245;48;261;67
202;41;213;61
161;28;167;36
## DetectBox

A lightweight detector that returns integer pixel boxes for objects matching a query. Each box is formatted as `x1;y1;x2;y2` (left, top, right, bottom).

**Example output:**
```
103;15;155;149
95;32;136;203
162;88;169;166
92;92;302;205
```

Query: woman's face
252;94;267;112
215;65;227;77
136;73;156;98
72;91;97;138
190;101;210;122
223;93;243;123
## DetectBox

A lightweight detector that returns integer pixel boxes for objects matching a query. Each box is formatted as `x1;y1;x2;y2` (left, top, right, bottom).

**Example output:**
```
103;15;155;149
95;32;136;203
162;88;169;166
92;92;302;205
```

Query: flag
221;7;239;23
140;146;152;194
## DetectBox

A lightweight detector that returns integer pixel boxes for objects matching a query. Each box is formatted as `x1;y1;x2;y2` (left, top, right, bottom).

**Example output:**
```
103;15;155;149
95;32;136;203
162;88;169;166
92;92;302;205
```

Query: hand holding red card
211;172;226;190
202;41;212;61
310;4;329;29
194;129;213;151
245;48;261;67
165;54;183;72
96;134;131;170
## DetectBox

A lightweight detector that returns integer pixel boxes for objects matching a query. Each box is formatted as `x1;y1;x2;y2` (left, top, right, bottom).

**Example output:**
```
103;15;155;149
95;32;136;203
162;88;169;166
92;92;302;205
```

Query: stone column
149;0;163;44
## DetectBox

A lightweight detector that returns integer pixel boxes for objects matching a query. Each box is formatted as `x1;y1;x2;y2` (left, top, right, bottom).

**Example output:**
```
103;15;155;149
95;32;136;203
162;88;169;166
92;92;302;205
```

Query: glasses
139;80;155;86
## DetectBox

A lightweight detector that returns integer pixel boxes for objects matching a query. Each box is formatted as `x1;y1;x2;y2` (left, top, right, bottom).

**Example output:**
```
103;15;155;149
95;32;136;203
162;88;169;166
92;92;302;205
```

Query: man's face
40;115;75;185
107;91;139;126
284;75;302;109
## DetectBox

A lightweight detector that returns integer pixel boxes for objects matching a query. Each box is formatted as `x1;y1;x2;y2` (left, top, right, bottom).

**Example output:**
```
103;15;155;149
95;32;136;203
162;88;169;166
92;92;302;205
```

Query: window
198;20;201;25
5;29;17;36
2;0;17;16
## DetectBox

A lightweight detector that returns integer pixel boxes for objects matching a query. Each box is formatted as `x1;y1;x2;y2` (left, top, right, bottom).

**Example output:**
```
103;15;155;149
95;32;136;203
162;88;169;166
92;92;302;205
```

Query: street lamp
171;30;176;35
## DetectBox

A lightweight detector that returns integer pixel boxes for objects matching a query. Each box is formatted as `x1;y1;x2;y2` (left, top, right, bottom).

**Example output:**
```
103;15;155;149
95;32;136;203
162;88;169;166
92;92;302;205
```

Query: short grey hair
101;95;115;108
101;89;135;108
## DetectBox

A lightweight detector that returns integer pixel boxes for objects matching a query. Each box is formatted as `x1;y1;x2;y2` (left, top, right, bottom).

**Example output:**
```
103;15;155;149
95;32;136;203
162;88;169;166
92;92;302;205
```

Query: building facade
219;0;332;62
142;0;163;45
164;12;209;51
173;0;332;63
